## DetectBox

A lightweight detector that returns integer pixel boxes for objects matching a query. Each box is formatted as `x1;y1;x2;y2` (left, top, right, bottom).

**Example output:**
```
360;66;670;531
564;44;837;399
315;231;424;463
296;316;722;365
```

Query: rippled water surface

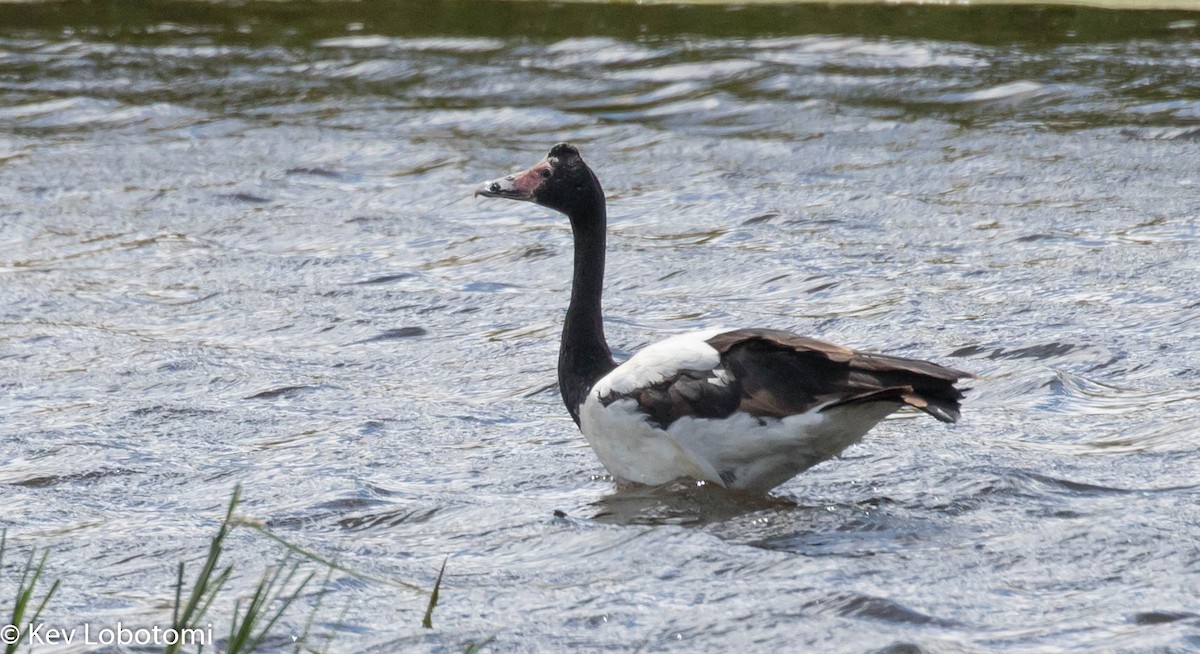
2;1;1199;652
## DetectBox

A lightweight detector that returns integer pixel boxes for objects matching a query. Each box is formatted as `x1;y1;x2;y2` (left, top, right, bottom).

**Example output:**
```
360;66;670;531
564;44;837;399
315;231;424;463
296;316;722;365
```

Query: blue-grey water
2;2;1199;652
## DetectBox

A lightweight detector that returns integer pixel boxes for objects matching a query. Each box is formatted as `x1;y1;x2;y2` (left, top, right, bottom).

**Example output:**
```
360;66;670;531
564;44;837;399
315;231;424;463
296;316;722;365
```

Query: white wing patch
591;328;726;397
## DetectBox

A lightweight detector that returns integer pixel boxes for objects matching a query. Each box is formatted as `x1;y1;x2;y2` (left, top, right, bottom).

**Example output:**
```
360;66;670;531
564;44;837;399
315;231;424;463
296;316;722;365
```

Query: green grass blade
293;561;336;654
236;521;424;593
11;547;38;624
422;557;448;629
227;598;243;652
228;562;283;652
26;577;61;631
10;549;47;636
463;636;496;653
244;570;314;653
166;486;240;654
3;537;59;654
224;556;317;654
317;595;353;654
171;561;185;628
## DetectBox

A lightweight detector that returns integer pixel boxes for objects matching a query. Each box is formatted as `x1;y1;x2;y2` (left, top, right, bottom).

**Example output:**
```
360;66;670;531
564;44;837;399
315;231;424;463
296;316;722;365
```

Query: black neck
558;188;616;425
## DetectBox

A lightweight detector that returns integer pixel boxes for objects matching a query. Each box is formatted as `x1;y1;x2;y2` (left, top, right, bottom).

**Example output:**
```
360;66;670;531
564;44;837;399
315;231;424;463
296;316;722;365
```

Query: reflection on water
587;480;798;525
1;1;1199;652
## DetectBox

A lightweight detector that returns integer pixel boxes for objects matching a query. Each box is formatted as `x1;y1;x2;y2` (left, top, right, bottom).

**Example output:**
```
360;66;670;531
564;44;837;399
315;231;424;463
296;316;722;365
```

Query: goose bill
475;161;550;202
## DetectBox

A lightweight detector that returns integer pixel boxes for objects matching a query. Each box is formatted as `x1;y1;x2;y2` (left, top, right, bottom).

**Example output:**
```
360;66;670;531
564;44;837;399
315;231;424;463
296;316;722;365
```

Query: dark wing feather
601;328;971;430
620;368;742;429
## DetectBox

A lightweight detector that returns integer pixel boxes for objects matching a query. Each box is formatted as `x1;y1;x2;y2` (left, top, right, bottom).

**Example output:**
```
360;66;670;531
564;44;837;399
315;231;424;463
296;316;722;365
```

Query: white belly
579;392;899;491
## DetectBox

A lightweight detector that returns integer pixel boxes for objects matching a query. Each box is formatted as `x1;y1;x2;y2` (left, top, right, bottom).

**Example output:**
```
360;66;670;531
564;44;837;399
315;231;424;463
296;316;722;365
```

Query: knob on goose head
476;143;603;220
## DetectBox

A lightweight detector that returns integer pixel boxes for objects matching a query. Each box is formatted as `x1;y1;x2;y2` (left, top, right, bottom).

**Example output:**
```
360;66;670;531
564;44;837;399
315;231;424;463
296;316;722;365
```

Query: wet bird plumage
477;144;970;491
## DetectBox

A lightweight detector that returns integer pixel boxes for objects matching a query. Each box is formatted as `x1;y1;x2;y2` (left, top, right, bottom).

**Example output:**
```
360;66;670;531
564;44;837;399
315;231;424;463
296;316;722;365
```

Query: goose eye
540;168;551;178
